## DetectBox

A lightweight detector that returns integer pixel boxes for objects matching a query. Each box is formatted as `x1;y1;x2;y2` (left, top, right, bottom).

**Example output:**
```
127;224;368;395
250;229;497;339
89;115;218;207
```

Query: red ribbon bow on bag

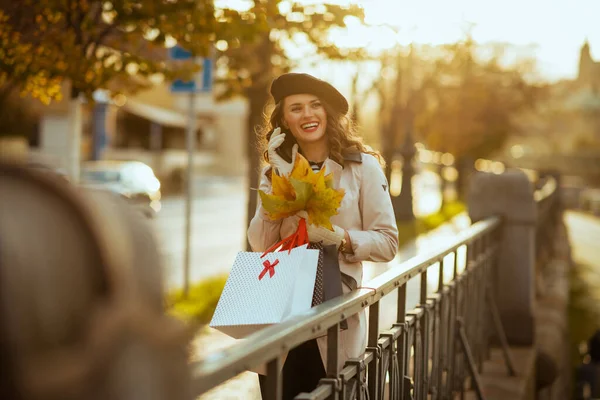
258;259;280;280
260;218;308;257
257;218;308;280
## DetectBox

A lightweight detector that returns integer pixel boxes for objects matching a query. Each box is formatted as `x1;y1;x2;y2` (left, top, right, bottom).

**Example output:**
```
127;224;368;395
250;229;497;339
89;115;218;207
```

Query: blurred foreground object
0;135;28;163
80;160;162;218
0;161;192;400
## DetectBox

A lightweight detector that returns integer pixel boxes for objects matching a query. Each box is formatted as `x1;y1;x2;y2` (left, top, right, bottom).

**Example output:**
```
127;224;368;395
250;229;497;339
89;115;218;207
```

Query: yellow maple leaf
304;167;328;192
258;153;345;228
289;154;312;181
271;172;295;200
305;185;345;230
259;178;313;220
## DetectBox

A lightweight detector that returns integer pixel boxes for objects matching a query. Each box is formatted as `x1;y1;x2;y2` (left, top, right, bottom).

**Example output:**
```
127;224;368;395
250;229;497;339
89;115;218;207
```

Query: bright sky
218;0;600;81
345;0;600;80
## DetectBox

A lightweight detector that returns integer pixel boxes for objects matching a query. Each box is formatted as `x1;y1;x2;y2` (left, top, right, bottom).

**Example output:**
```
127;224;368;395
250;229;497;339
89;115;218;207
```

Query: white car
80;161;162;218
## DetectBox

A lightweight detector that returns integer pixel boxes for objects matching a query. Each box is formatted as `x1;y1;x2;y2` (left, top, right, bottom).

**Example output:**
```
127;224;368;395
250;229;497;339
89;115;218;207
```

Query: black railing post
367;302;381;400
397;283;407;398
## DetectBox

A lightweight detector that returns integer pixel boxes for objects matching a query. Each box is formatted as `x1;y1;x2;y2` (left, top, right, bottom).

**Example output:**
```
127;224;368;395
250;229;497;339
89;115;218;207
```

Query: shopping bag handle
261;218;308;257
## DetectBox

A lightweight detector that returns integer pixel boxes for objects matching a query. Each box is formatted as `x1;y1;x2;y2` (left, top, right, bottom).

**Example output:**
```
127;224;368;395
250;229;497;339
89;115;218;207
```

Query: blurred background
1;0;600;398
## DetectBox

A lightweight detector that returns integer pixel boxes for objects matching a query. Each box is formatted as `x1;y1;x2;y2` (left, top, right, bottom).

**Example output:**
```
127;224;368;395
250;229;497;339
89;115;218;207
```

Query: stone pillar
468;169;537;345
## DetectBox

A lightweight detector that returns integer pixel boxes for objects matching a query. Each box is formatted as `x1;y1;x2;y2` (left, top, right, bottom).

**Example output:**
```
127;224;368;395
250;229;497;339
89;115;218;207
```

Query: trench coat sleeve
247;166;283;252
344;154;399;263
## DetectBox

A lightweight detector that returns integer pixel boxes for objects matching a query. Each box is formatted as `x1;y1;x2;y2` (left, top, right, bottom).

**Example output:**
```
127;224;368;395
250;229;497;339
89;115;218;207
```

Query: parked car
80;161;162;218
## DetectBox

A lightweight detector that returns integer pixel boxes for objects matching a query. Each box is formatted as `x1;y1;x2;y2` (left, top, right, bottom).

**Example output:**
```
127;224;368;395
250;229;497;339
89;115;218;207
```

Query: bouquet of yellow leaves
259;154;345;231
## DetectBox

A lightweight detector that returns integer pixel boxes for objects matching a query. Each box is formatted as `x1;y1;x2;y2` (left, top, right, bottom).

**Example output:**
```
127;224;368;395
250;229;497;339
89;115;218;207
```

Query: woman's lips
301;122;319;133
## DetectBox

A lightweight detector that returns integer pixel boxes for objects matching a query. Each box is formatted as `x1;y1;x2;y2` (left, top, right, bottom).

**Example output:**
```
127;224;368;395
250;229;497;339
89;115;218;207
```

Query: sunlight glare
214;0;253;11
164;35;177;48
328;17;399;52
320;0;600;79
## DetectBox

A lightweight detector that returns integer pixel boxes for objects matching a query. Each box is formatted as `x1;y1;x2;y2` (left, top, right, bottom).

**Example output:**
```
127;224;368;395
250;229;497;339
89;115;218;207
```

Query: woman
248;72;398;399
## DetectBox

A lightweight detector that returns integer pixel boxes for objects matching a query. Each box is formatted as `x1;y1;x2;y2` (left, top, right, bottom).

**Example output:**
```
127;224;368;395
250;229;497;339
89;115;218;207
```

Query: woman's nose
303;105;314;116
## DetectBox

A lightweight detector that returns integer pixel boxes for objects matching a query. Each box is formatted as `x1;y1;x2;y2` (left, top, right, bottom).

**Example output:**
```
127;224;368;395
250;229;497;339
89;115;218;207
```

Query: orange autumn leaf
258;153;345;229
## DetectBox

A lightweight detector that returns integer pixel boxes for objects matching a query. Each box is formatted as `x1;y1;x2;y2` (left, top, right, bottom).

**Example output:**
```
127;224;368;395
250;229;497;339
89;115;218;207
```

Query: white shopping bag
210;244;319;339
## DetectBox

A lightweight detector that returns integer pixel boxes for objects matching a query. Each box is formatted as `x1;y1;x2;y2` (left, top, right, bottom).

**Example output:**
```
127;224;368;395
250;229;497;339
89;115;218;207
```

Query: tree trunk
438;162;446;208
455;156;474;201
382;122;394;184
0;84;32;162
244;35;274;250
244;84;270;250
384;50;406;185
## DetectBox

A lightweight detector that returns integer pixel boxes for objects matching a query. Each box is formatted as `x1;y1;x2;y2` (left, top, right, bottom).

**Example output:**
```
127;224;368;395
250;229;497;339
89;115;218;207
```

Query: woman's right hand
267;127;297;176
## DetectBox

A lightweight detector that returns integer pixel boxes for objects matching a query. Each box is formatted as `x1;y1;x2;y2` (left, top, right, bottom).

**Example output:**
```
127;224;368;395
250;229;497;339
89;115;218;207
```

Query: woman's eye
312;102;322;109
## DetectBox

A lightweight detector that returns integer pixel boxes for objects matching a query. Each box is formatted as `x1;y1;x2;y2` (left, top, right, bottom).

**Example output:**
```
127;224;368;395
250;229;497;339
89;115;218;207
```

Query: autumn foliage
0;0;268;102
259;154;345;230
374;37;544;166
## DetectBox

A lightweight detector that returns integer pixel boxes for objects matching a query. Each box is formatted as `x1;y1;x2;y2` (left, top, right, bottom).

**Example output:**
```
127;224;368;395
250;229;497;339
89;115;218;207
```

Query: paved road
153;176;248;290
564;210;600;298
565;211;600;265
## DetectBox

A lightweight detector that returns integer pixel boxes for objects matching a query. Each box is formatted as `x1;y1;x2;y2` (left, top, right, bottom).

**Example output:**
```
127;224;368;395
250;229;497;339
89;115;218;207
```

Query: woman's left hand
306;224;345;248
281;211;345;249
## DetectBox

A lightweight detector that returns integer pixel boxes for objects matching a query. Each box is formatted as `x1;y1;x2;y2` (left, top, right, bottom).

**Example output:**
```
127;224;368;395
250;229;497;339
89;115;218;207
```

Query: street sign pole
183;89;196;298
169;45;213;298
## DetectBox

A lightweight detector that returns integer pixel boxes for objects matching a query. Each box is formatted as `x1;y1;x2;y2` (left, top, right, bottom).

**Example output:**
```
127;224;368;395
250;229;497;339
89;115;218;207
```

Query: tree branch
85;23;115;60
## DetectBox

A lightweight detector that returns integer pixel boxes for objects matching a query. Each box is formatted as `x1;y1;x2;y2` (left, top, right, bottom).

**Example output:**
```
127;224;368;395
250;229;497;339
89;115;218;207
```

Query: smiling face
281;94;328;147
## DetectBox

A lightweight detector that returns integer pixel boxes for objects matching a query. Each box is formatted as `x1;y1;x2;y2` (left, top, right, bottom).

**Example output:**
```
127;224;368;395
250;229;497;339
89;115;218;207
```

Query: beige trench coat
247;152;399;373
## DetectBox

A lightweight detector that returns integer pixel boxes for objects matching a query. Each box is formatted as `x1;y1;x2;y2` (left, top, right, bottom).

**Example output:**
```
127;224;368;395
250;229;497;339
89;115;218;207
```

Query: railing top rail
190;216;501;395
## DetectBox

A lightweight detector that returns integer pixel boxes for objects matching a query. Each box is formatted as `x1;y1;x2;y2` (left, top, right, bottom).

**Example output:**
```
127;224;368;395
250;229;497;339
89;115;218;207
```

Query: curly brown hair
257;98;385;168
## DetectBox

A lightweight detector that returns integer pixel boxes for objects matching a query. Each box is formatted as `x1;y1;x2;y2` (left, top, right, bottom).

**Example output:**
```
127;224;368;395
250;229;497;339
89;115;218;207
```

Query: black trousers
259;339;326;400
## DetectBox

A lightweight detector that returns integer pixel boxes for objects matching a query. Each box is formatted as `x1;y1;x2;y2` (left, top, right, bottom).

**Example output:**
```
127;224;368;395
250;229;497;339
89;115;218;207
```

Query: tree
370;44;436;183
1;0;365;236
413;37;543;160
406;37;544;198
0;0;265;101
0;0;267;179
211;0;364;249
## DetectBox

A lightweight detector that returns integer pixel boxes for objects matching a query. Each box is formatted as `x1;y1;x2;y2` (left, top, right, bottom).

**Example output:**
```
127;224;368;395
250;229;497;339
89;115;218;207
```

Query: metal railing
191;174;560;400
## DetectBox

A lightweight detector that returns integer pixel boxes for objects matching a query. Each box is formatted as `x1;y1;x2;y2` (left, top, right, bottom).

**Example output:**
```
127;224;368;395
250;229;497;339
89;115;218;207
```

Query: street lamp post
394;126;417;221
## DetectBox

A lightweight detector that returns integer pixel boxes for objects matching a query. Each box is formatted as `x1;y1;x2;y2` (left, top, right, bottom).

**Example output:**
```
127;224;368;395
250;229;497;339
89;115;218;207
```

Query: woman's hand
282;211;346;250
306;223;345;249
267;127;298;176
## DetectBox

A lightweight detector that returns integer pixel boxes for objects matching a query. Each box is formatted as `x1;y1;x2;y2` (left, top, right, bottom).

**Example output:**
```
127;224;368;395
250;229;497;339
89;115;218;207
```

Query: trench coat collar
323;151;362;188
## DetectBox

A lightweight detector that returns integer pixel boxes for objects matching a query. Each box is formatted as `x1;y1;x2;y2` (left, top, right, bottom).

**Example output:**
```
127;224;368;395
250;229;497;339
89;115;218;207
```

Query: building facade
578;41;600;90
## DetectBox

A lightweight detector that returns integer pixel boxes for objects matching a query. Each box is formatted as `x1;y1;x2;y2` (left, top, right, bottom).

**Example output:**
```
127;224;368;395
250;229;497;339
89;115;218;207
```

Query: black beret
270;73;349;115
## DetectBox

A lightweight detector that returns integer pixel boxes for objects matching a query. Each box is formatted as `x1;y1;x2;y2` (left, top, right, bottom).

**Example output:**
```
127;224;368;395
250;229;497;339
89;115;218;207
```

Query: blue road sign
169;46;193;60
169;45;213;93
